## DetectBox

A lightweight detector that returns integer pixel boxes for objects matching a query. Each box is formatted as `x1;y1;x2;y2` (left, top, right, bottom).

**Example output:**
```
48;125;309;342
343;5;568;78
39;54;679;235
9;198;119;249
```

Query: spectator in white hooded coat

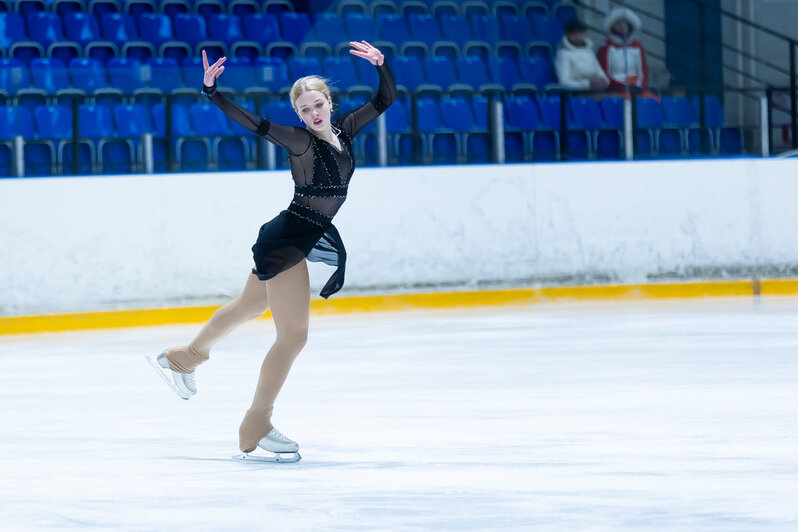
555;19;610;91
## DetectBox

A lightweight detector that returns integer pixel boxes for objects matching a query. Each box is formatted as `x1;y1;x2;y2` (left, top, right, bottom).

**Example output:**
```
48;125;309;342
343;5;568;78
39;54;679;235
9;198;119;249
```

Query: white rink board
3;159;798;315
0;301;796;530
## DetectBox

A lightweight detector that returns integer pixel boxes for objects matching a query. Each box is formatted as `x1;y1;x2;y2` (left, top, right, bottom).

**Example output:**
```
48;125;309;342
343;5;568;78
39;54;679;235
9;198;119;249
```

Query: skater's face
295;90;333;133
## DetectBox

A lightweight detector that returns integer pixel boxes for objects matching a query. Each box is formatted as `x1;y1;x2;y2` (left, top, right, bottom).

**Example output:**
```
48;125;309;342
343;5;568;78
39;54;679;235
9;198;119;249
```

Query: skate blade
233;452;302;464
145;355;190;400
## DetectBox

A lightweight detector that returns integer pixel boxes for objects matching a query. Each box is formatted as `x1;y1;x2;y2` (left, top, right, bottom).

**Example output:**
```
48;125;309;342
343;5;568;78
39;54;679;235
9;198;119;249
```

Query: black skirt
250;210;346;299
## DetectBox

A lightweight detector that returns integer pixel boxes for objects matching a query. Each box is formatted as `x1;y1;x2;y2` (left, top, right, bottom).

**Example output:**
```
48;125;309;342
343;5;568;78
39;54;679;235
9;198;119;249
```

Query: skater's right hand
202;49;226;87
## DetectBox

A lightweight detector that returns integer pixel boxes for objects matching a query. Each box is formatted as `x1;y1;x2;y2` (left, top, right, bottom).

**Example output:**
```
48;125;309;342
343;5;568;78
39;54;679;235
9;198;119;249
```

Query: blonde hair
290;75;332;111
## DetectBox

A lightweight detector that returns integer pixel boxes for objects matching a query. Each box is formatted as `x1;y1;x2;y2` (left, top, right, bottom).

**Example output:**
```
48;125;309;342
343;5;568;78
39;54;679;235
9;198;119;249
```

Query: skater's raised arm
340;41;397;137
201;51;311;156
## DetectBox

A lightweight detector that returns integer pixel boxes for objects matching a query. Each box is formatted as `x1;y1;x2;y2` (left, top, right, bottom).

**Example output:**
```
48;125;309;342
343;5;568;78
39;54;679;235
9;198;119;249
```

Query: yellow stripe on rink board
3;278;798;335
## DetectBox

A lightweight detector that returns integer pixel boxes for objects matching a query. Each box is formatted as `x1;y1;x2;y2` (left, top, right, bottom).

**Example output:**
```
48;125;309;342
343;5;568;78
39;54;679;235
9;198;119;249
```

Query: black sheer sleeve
339;62;397;138
203;84;311;156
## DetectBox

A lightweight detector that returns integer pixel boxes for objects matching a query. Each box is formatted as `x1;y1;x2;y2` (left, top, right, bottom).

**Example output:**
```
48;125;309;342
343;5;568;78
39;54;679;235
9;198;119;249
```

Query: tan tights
163;260;310;452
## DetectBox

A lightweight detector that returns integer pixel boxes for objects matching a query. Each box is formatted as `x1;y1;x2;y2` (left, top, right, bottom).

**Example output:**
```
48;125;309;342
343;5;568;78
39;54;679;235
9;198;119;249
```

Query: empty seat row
0;54;550;98
0;0;296;18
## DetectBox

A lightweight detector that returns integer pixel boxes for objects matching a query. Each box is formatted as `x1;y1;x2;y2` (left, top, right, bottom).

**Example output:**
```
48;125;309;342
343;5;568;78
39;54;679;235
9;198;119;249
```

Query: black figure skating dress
202;63;396;298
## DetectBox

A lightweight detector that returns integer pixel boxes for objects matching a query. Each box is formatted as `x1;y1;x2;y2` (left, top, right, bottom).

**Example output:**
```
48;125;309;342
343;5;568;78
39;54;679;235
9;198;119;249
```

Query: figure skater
148;40;396;462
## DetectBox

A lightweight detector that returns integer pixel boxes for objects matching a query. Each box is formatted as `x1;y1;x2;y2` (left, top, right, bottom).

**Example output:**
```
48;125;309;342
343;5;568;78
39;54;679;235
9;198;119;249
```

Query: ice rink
1;297;797;531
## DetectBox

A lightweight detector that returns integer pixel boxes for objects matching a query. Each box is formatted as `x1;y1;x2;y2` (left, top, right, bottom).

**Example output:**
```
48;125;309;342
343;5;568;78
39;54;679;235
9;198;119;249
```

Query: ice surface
0;299;797;531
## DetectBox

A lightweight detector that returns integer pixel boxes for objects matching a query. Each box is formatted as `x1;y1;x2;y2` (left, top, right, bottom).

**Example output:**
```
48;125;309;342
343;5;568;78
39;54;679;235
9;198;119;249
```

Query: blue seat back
253;57;290;91
151;103;192;136
69;57;107;93
0;58;29;95
691;95;725;127
31;58;70;93
570;97;603;129
489;56;520;88
27;12;65;47
0;13;26;48
636;97;663;128
243;13;281;42
323;56;359;90
661;96;696;126
440;15;473;46
409;14;442;46
280;12;312;46
113;104;152;137
147;57;183;92
531;14;563;48
288;57;322;79
313;12;346;48
424;56;457;88
209;14;244;45
469;14;500;43
393;55;425;90
64;12;101;47
501;14;534;43
416;97;442;132
344;13;377;44
378;14;410;43
190;103;229;136
139;13;173;46
518;56;551;88
600;97;624;128
35;105;73;139
79;104;115;138
267;100;302;127
108;57;143;94
457;56;491;88
101;13;137;45
0;106;36;139
174;14;208;48
441;97;476;131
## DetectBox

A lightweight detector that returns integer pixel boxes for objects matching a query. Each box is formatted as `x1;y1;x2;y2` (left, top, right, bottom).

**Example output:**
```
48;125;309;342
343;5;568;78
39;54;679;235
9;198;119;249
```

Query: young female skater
148;40;396;462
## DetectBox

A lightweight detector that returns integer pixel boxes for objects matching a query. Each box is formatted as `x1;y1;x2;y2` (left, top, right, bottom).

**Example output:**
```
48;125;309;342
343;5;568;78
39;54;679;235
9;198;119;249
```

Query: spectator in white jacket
555;20;610;91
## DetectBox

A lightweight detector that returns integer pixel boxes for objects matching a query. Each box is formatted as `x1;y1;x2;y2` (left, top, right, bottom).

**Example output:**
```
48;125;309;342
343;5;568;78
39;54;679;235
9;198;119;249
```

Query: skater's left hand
349;40;384;67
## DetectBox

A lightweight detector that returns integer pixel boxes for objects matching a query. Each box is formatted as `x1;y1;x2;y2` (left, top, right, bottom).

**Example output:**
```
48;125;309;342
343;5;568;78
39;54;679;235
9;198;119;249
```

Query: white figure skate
146;353;197;400
233;428;302;463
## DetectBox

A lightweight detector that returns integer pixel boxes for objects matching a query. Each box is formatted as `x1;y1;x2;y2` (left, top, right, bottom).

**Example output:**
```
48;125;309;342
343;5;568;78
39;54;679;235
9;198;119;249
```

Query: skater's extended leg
239;260;310;453
164;272;270;373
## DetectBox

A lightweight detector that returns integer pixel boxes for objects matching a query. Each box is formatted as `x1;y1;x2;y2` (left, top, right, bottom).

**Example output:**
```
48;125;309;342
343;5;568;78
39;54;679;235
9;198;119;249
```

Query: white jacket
554;36;609;90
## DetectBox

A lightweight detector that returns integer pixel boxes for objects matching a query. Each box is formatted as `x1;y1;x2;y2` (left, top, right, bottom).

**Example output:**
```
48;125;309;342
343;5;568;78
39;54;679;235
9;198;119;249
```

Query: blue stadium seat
354;58;379;86
661;96;696;155
377;13;410;43
553;4;578;26
500;14;533;43
263;0;293;17
313;12;347;50
570;96;622;160
101;13;137;46
27;12;66;48
399;0;428;18
0;106;36;177
266;99;300;167
502;95;545;161
69;58;108;93
0;58;29;95
161;0;190;18
0;13;27;49
90;0;119;19
64;12;101;47
280;11;312;46
530;14;564;49
230;0;259;17
147;57;184;92
416;96;455;164
408;13;442;46
462;1;490;18
518;56;552;88
456;56;502;91
344;13;377;44
219;56;256;93
635;97;663;156
440;15;473;47
383;100;415;164
489;55;521;88
424;55;458;90
107;57;143;94
600;96;624;130
522;2;549;19
80;103;134;173
243;13;282;43
288;56;322;80
253;56;290;92
53;0;84;17
469;14;500;44
323;56;361;91
691;95;742;154
392;55;426;91
174;13;209;49
17;0;45;17
113;103;152;137
208;14;244;46
125;0;155;19
493;0;520;18
196;0;224;19
139;13;174;46
35;104;94;175
190;102;249;170
30;58;70;93
441;96;489;163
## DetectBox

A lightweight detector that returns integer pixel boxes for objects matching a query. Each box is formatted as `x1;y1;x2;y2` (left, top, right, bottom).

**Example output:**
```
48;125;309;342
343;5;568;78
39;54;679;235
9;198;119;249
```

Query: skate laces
182;372;196;392
268;428;294;444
